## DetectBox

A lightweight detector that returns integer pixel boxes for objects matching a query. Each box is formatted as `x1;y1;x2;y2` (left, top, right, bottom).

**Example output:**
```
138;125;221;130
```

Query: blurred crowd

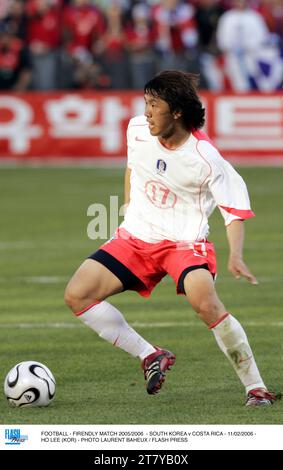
0;0;283;92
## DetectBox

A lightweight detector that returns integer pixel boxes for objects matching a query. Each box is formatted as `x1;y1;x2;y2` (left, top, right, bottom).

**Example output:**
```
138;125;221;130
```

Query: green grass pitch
0;166;282;424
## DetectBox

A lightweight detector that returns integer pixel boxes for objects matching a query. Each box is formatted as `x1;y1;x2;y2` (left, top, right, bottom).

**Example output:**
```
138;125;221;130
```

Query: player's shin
75;301;156;360
210;313;266;393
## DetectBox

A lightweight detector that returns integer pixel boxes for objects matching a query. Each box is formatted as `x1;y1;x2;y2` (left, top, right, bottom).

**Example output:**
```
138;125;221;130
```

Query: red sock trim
74;301;101;317
208;312;230;330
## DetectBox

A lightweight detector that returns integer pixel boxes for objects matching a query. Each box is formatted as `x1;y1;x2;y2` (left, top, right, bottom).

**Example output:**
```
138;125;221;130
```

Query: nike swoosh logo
135;136;149;142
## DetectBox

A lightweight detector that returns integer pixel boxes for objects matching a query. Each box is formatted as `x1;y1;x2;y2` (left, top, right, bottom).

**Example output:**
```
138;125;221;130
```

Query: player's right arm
124;115;146;210
124;167;131;206
124;117;136;208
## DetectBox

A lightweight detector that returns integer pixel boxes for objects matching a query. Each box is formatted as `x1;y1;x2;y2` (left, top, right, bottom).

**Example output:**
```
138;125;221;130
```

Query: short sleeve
207;150;255;226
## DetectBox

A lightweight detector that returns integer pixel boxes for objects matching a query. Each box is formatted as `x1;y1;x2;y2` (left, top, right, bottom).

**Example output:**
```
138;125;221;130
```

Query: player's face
144;93;177;138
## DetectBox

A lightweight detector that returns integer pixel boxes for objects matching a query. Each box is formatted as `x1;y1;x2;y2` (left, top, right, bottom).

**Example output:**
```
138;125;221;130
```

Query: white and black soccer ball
4;361;56;407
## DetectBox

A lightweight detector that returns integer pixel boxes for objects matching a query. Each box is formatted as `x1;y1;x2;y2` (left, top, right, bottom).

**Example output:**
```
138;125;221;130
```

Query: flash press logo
5;429;28;445
87;196;126;240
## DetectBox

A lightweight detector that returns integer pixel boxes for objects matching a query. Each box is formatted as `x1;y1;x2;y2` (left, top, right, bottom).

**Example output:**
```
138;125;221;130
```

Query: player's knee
64;285;77;311
64;281;105;313
194;298;222;319
64;285;85;313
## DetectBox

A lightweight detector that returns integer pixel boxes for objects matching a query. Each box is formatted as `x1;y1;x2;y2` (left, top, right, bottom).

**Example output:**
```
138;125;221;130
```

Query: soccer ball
4;361;56;407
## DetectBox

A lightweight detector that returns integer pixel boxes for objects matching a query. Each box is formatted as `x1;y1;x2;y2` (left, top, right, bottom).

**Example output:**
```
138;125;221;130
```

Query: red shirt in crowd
26;0;61;50
63;3;105;54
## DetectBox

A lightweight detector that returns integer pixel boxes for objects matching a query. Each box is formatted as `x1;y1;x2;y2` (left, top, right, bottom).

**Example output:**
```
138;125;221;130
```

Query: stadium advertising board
0;92;282;163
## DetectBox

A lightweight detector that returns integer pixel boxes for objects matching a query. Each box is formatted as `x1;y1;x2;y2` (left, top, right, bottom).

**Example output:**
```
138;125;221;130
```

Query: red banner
0;91;282;162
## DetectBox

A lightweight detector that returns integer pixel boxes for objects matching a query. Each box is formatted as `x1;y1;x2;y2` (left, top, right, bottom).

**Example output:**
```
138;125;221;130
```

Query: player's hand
228;255;258;285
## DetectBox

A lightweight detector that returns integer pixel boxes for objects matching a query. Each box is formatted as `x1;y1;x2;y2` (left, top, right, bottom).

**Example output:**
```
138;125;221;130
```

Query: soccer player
65;70;275;406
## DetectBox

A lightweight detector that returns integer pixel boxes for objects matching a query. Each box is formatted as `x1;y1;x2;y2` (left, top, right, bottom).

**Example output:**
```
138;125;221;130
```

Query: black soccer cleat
142;348;176;395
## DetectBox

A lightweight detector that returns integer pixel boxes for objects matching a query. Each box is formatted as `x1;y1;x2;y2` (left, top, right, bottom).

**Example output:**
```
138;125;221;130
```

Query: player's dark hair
144;70;205;130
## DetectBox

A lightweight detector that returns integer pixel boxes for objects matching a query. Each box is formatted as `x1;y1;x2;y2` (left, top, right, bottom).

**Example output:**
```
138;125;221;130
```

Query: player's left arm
205;145;258;285
226;220;258;285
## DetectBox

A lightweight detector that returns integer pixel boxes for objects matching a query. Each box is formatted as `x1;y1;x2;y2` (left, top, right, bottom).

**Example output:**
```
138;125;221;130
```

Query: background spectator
216;0;283;91
0;0;11;20
4;0;27;40
26;0;61;90
195;0;225;89
93;2;130;89
256;0;283;48
62;0;105;88
0;21;32;90
151;0;199;72
125;3;156;89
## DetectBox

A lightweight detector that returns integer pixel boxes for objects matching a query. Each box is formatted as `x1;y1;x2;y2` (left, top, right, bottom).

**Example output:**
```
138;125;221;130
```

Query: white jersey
121;115;254;243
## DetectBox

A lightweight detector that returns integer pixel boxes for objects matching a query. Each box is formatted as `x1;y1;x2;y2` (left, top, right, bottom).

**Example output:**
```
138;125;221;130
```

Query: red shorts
90;228;217;297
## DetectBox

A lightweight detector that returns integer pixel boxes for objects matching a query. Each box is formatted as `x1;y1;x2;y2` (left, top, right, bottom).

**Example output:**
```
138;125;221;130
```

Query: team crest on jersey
156;159;167;174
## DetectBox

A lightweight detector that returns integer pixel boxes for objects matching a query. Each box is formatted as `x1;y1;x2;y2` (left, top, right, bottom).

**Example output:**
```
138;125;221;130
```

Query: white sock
75;301;156;360
211;313;266;393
